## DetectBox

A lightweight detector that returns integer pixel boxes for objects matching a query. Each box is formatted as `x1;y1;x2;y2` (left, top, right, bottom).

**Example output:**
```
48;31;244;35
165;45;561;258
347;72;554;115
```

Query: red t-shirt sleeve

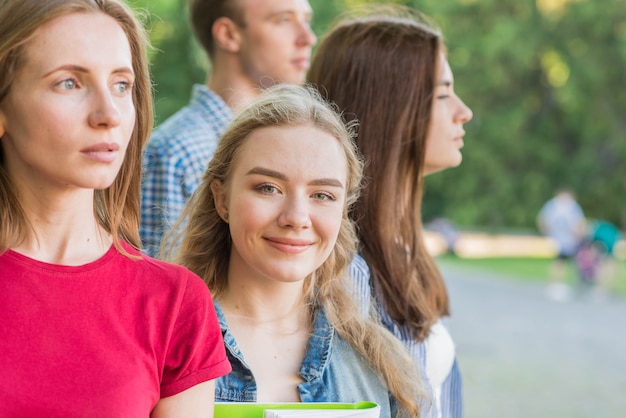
160;272;231;398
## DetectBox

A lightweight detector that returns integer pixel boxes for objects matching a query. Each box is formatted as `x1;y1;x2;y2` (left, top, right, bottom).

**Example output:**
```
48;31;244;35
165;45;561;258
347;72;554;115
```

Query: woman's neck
221;249;312;329
218;279;312;403
219;285;310;334
12;187;112;265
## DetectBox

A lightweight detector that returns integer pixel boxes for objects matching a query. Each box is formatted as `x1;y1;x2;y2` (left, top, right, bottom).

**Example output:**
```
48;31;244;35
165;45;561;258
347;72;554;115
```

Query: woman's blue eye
114;81;132;94
60;79;76;90
257;184;278;194
313;192;335;201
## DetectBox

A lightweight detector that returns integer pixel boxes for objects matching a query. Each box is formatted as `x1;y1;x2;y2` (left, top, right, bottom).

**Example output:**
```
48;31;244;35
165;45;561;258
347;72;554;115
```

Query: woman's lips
264;237;313;254
81;142;120;163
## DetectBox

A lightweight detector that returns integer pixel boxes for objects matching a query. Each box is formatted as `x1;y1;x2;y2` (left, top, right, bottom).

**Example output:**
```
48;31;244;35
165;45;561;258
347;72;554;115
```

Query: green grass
436;254;626;297
436;254;552;281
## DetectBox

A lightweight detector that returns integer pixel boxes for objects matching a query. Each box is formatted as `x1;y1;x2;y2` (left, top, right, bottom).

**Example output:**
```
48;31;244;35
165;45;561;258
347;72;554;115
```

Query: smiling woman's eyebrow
246;166;344;188
246;167;287;181
310;178;344;188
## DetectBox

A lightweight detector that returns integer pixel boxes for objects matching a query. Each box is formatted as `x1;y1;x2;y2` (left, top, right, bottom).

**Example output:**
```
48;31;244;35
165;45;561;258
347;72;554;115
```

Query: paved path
439;261;626;418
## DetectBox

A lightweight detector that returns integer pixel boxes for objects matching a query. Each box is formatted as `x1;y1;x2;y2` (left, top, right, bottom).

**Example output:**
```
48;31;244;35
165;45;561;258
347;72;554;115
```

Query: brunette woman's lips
264;237;313;254
81;142;120;163
454;131;465;147
292;58;310;70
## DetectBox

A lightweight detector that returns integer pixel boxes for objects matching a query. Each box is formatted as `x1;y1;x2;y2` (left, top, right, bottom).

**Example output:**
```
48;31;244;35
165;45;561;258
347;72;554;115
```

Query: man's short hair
190;0;245;58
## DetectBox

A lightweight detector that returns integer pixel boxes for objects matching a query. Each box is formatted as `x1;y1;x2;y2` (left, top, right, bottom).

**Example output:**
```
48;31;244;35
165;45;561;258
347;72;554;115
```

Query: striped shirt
140;85;233;257
350;254;463;418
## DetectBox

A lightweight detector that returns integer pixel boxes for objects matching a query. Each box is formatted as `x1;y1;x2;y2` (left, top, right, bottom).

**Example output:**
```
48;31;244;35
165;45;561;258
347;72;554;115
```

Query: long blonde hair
0;0;153;254
167;84;427;417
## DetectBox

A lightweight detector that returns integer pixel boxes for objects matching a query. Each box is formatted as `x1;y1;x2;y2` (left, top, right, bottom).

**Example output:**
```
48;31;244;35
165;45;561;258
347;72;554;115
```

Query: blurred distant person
589;219;623;296
573;237;600;286
537;188;587;301
140;0;317;257
590;219;621;259
427;218;461;255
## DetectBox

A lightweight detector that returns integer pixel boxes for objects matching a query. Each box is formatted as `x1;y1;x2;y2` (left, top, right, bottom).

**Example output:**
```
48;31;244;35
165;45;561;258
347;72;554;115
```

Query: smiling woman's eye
312;192;336;202
256;183;279;194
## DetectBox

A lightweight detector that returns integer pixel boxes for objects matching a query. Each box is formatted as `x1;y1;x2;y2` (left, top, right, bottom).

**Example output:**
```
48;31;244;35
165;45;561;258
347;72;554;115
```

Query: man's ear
212;17;242;53
211;180;229;223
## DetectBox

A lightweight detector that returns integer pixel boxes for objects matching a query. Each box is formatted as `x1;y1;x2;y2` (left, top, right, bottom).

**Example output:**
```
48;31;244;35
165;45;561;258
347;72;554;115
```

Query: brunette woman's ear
210;180;229;223
212;17;242;53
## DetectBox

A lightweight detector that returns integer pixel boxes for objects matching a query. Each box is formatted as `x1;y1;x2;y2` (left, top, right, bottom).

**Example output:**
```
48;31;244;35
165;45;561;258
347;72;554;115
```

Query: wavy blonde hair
0;0;153;254
167;84;427;417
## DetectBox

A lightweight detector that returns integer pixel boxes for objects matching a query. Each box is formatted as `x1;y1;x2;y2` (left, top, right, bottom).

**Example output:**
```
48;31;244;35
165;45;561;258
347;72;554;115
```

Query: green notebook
214;401;380;418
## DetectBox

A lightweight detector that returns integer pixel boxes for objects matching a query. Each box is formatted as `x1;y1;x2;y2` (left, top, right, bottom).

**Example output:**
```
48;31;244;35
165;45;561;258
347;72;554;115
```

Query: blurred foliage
127;0;206;124
128;0;626;231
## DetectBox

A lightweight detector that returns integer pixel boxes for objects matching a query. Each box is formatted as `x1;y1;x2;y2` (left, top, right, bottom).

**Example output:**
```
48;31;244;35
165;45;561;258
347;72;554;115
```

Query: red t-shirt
0;242;231;417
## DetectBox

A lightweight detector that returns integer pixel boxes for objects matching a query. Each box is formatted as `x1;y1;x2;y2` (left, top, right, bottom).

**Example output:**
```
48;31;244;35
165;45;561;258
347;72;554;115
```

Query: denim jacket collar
214;300;335;401
214;300;395;417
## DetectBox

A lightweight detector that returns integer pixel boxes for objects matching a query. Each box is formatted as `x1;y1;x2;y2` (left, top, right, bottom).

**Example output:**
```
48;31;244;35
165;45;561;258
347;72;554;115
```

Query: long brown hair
167;84;427;417
308;7;449;341
0;0;153;253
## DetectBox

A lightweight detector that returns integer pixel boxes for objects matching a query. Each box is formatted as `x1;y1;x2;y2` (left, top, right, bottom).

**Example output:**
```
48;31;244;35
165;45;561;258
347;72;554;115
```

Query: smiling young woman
166;84;429;418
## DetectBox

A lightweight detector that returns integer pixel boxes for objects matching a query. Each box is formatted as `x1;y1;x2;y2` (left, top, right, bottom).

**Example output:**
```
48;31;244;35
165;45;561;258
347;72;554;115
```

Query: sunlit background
130;0;626;233
128;1;626;416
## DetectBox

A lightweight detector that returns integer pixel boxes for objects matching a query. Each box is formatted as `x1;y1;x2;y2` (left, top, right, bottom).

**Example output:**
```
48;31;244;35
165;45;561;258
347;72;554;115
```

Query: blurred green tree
414;0;626;230
129;0;626;230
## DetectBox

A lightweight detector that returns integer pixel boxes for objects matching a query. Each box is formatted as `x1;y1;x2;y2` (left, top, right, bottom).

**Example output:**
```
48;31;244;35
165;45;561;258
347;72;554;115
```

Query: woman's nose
277;195;312;229
87;87;121;129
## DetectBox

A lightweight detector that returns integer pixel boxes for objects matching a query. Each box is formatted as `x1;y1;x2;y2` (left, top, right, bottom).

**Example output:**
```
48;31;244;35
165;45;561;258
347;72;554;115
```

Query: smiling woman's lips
265;237;313;254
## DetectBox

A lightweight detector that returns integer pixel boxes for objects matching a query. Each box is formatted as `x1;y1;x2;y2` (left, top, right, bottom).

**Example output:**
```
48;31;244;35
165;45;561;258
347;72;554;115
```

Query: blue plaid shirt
140;85;233;257
350;254;462;418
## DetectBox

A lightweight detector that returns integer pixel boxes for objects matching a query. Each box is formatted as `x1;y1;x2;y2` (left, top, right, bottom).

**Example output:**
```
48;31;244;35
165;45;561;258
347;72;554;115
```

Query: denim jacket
214;301;396;418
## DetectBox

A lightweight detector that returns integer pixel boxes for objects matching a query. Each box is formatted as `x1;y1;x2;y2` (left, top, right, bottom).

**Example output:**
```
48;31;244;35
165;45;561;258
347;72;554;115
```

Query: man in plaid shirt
141;0;317;256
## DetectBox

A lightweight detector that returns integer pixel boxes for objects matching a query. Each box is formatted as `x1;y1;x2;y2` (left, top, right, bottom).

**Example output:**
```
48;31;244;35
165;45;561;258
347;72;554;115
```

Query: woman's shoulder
117;241;207;290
